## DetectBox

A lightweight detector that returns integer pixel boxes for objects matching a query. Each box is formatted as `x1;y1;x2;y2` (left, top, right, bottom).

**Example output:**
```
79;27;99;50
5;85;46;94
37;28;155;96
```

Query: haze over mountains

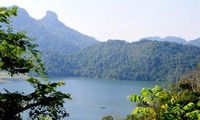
143;36;200;46
11;7;98;55
11;7;200;52
8;7;200;81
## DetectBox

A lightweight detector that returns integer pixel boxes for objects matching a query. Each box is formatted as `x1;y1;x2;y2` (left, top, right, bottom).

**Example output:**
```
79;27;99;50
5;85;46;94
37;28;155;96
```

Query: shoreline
0;79;9;83
0;72;28;83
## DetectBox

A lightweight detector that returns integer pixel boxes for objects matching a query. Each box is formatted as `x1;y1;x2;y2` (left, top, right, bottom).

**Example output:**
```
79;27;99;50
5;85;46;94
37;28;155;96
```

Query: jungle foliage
127;69;200;120
0;7;71;120
45;40;200;81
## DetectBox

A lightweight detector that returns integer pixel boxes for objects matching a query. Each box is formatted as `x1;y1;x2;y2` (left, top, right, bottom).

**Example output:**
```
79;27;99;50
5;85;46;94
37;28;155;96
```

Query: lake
0;77;160;120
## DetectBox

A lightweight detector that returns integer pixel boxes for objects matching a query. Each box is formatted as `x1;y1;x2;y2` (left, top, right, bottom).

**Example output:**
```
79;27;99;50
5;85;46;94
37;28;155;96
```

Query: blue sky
0;0;200;41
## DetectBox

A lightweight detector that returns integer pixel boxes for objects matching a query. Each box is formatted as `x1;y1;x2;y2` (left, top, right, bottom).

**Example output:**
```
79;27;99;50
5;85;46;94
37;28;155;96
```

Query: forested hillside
45;40;200;81
8;7;200;82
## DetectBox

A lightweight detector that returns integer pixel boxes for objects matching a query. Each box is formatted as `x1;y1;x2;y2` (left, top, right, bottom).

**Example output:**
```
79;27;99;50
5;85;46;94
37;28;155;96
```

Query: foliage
9;7;200;82
45;40;200;81
0;7;71;119
102;115;114;120
127;70;200;120
102;114;126;120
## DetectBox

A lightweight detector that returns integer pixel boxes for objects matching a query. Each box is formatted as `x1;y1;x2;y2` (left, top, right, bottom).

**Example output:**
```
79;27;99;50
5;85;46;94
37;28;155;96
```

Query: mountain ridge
143;36;200;46
12;7;200;48
11;7;99;55
6;7;200;81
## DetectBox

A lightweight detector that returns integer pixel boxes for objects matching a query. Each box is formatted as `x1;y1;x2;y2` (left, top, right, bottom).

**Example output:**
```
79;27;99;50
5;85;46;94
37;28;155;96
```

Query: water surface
0;77;160;120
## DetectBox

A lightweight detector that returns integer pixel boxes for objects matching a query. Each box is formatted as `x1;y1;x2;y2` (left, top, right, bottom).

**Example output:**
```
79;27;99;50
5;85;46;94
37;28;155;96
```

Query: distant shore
0;71;28;83
0;79;8;83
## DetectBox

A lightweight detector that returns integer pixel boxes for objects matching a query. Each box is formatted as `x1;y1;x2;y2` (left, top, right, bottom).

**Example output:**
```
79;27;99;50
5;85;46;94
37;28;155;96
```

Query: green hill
45;40;200;81
9;7;200;81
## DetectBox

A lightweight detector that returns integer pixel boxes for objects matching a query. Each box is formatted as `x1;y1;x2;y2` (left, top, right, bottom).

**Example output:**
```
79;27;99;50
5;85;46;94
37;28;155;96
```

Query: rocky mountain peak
43;11;58;21
40;11;64;27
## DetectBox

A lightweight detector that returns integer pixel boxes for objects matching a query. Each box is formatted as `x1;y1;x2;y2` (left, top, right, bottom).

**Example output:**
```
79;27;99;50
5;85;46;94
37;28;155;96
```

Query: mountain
45;40;200;81
189;38;200;47
7;7;200;81
143;36;162;41
161;36;187;44
144;36;200;47
143;36;187;44
11;7;98;55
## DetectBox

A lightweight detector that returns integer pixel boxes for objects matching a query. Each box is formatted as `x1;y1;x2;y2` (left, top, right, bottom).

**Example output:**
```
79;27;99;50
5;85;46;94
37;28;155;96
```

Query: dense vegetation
127;69;200;120
8;7;200;82
0;7;71;119
2;6;200;120
45;40;200;81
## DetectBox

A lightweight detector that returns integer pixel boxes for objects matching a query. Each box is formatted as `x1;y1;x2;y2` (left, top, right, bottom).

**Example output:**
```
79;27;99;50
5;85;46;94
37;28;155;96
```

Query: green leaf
127;94;141;102
183;102;196;111
140;88;152;97
184;110;200;119
132;107;155;117
152;85;162;92
197;101;200;108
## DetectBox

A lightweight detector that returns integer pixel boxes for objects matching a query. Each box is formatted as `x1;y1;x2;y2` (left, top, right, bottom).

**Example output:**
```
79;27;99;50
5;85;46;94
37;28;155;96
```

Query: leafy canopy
127;70;200;120
0;6;71;120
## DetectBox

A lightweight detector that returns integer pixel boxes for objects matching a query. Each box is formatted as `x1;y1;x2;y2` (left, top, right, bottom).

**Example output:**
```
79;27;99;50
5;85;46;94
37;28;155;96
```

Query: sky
0;0;200;42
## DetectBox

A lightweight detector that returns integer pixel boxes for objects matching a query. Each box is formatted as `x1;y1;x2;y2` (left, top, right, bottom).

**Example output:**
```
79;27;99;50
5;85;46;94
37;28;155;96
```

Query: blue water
0;77;159;120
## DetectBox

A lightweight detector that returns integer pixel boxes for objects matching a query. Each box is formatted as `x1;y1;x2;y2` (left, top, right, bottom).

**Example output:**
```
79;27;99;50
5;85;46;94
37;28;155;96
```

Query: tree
127;70;200;120
0;7;71;119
